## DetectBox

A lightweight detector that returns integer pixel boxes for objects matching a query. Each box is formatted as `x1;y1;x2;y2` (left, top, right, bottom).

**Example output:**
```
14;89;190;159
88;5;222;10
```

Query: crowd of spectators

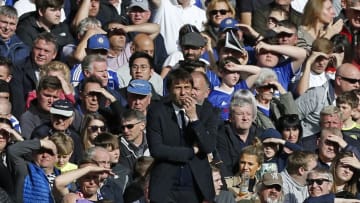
1;0;360;202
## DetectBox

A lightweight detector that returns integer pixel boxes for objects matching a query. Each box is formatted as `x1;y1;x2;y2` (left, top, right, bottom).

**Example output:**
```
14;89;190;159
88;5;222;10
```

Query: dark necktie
179;110;187;129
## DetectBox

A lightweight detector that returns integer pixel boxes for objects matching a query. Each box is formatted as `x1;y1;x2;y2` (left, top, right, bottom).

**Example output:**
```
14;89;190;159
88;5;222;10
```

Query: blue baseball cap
127;79;152;95
261;128;282;140
219;18;239;33
87;34;110;51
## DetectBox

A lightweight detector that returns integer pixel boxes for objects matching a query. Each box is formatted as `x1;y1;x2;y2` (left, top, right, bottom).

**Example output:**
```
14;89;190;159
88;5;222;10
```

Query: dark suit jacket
146;100;216;202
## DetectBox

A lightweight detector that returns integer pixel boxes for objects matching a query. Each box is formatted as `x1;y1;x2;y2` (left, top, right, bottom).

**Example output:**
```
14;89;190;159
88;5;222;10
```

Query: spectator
297;0;342;51
296;63;360;137
16;0;74;48
280;151;318;203
82;146;125;202
94;132;131;193
152;0;207;55
207;57;260;120
146;68;216;202
0;98;21;133
50;132;78;173
54;159;113;202
304;168;335;203
31;99;83;164
253;68;298;129
211;164;236;203
252;0;302;36
0;117;23;199
80;113;107;151
7;138;59;203
0;6;29;64
119;109;149;172
330;152;360;199
260;128;302;172
78;76;123;133
336;91;360;138
10;32;58;118
256;172;284;203
276;114;303;154
203;0;235;49
217;89;262;176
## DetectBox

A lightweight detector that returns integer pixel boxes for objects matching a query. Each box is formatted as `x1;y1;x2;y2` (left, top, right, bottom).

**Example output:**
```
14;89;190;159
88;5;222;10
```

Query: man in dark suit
146;68;216;202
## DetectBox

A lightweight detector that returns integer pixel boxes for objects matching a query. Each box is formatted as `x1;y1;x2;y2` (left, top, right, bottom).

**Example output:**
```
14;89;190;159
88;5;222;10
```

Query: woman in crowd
203;0;236;48
331;152;360;199
276;114;303;153
297;0;342;51
81;113;107;151
253;68;298;129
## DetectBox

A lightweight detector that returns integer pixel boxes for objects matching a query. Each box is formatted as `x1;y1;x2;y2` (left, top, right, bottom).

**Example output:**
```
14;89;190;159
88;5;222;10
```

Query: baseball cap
50;100;74;117
87;34;110;51
262;172;283;187
127;79;152;95
181;32;207;47
219;18;239;33
129;0;149;11
260;128;282;140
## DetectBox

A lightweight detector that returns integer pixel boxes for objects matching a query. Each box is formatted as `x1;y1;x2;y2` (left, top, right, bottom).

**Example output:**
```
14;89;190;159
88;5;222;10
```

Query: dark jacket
16;11;74;48
217;123;263;176
146;100;217;202
0;34;29;65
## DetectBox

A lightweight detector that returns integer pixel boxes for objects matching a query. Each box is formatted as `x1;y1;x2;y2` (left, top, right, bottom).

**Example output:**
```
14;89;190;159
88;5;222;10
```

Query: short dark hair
336;91;359;109
129;52;154;70
37;75;62;93
79;75;102;92
166;68;193;91
218;56;240;72
178;60;206;73
33;32;58;52
36;0;64;12
0;56;12;75
0;79;9;93
94;132;119;150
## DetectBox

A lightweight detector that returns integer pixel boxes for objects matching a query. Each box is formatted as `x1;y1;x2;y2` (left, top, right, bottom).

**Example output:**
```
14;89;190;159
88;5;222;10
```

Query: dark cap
50;100;74;117
180;32;207;47
260;128;282;140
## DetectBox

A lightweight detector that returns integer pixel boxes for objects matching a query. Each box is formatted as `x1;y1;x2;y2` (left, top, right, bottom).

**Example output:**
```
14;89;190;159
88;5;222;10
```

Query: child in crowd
50;132;78;173
260;128;302;173
336;91;360;140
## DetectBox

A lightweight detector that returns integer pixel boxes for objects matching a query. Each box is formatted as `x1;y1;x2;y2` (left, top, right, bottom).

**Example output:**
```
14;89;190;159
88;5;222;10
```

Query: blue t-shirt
208;80;248;120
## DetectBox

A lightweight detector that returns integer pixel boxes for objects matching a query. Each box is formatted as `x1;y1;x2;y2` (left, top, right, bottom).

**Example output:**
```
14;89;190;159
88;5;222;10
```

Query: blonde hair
206;0;235;23
40;61;71;83
49;132;74;155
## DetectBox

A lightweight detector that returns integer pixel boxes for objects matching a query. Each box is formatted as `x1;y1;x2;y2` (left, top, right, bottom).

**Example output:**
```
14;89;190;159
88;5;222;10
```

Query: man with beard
257;172;284;203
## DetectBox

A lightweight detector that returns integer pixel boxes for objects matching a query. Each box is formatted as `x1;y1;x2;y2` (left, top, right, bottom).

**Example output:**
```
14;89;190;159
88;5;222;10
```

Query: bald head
335;63;360;94
132;33;154;57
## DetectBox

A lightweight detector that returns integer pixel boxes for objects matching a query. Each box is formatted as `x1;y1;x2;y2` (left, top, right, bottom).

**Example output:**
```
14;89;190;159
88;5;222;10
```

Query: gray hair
121;109;146;122
0;6;18;19
254;68;278;88
81;54;107;73
76;17;102;37
307;167;333;182
83;146;109;160
230;89;257;120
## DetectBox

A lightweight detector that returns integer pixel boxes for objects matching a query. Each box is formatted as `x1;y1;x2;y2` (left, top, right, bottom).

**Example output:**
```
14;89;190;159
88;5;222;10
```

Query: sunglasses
264;184;282;192
337;75;360;84
259;84;277;91
306;178;330;185
209;9;229;16
121;121;142;130
88;125;107;133
85;91;102;98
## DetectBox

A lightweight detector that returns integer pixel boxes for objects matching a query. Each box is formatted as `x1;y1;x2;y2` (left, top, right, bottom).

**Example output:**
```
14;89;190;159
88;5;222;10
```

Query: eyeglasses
121;121;142;130
209;9;229;16
88;125;107;133
337;75;360;84
306;178;330;185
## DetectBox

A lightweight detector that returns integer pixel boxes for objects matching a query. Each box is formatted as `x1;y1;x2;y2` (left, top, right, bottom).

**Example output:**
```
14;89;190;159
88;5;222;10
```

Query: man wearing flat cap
30;99;83;163
257;172;284;203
